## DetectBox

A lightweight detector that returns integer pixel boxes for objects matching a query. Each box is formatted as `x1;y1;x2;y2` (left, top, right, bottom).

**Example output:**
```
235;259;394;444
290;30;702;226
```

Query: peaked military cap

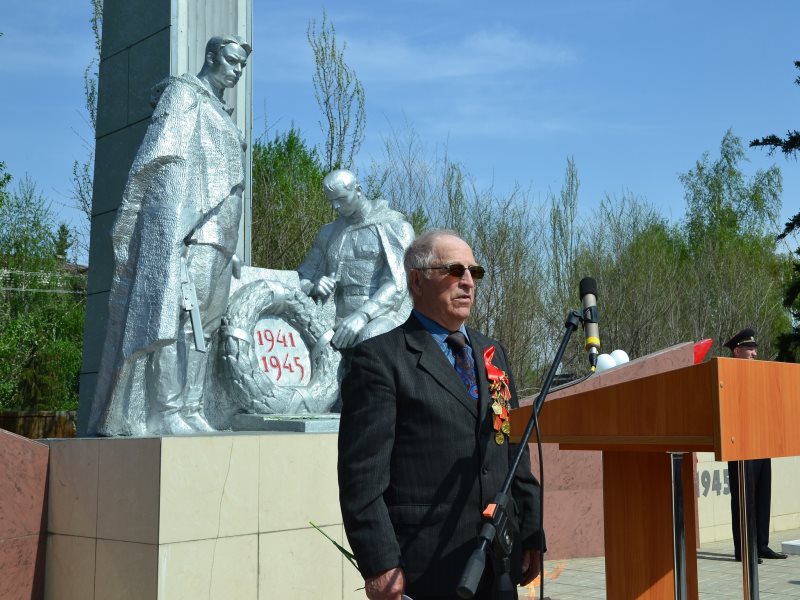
723;328;757;351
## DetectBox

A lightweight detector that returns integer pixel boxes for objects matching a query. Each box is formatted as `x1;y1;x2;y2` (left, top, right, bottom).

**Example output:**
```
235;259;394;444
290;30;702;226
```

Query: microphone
579;277;600;371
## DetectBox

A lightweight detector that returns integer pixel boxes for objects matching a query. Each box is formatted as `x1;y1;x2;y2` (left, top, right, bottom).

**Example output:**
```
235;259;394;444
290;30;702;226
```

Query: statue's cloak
88;74;245;436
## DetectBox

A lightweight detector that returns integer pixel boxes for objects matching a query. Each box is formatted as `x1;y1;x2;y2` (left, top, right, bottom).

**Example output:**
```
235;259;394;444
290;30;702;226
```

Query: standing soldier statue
89;35;251;436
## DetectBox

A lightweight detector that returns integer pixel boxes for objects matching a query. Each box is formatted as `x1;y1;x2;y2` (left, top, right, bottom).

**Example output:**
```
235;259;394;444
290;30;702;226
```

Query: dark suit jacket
338;315;544;596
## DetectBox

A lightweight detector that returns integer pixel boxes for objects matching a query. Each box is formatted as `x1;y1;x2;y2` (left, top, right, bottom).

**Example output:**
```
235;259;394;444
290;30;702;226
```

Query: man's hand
312;274;337;300
520;549;542;586
365;567;405;600
331;311;369;349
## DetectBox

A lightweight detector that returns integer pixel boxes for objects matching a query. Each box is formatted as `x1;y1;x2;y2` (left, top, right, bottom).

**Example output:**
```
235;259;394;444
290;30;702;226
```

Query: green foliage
611;132;786;361
572;131;788;366
577;197;685;361
0;177;59;270
0;161;10;208
0;178;85;411
681;130;781;245
467;190;546;389
677;130;787;358
54;223;73;261
776;249;800;361
750;61;800;159
366;125;789;386
251;11;368;271
250;128;333;270
749;60;800;361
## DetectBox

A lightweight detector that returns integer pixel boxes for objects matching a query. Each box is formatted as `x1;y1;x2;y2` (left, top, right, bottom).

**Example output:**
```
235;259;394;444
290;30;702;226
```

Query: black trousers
728;459;772;555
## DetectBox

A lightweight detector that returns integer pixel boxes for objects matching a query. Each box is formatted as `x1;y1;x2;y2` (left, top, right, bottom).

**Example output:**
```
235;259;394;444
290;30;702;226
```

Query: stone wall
0;429;49;600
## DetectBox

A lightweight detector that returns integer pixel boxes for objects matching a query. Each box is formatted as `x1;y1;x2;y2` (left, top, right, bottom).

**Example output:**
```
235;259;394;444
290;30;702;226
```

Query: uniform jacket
297;201;414;326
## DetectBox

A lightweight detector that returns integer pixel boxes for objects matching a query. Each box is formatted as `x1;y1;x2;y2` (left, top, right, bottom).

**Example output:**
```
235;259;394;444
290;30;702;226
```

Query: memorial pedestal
231;413;340;432
43;433;361;599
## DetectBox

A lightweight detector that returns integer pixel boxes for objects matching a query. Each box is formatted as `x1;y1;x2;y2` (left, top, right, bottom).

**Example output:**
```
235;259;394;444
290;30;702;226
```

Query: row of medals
491;399;511;445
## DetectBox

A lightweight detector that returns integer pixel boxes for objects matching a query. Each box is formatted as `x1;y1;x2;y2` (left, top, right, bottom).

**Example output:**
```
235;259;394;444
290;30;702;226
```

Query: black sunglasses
418;263;485;280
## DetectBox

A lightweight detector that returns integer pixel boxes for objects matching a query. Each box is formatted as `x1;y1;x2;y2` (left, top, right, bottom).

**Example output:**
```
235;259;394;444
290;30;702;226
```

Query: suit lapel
403;317;478;419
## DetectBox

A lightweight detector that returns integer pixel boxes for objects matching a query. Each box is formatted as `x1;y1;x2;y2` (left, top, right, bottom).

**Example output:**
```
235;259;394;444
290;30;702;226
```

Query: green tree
681;129;781;245
535;133;786;382
677;131;787;358
749;60;800;361
576;196;684;361
307;10;366;171
0;178;85;411
467;190;547;391
364;122;551;388
0;178;60;270
0;161;10;209
54;223;73;261
250;12;367;270
250;128;332;269
750;61;800;159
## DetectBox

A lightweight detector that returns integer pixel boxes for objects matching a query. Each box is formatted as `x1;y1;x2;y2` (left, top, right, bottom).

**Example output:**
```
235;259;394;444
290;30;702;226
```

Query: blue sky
1;1;799;254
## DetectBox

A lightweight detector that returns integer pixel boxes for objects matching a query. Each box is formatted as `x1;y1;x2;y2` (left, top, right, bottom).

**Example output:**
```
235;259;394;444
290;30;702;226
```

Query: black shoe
734;554;763;564
758;548;788;559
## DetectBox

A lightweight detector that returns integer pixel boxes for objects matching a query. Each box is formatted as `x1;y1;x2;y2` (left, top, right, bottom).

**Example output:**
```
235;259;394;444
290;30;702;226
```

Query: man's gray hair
205;34;252;58
403;229;464;287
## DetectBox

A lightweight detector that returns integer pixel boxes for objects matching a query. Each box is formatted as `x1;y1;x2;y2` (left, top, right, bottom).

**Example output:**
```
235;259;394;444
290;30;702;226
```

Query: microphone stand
457;310;583;599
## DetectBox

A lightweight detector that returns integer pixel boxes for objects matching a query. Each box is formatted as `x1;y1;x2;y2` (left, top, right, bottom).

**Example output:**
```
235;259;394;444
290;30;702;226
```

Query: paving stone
533;527;800;599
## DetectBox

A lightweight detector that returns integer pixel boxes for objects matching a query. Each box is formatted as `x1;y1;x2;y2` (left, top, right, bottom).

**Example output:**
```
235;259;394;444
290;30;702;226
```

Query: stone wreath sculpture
218;279;340;415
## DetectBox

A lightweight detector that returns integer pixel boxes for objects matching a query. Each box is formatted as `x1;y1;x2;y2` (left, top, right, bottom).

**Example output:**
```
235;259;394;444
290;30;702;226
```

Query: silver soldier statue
88;35;251;436
298;170;414;352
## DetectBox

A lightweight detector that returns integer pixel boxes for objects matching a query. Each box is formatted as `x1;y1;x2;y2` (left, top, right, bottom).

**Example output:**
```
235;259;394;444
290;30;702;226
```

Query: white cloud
346;28;574;83
259;25;575;85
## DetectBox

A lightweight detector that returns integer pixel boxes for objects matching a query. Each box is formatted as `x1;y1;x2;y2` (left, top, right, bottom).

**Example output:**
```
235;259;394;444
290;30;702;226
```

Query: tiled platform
520;527;800;599
43;433;362;599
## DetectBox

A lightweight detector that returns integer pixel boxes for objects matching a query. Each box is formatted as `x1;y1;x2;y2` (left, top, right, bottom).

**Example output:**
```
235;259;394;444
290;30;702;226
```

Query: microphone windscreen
596;353;616;372
579;277;598;298
610;349;629;365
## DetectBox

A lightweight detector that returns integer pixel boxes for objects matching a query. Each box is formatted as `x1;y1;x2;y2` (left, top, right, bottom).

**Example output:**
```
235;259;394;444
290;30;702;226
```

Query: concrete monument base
43;433;362;599
231;413;340;432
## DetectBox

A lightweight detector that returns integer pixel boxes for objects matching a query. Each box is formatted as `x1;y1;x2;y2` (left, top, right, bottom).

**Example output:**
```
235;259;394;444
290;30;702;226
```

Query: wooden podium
510;355;800;599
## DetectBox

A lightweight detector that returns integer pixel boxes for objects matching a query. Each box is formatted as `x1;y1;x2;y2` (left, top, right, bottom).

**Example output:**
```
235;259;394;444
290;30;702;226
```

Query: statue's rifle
180;257;206;352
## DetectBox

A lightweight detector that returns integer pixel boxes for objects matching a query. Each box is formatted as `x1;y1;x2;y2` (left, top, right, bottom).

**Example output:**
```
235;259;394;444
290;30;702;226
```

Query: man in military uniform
88;35;251;436
725;328;788;562
298;169;414;352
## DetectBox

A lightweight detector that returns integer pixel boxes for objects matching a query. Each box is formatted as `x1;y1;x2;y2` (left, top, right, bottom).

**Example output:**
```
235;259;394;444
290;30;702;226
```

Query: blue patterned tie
446;332;479;399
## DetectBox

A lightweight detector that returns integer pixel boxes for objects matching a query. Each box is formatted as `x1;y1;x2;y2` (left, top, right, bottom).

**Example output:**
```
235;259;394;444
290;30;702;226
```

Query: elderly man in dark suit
338;230;544;599
725;328;788;563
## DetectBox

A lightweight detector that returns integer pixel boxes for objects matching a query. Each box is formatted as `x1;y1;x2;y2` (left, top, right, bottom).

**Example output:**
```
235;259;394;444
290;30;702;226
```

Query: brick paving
519;528;800;599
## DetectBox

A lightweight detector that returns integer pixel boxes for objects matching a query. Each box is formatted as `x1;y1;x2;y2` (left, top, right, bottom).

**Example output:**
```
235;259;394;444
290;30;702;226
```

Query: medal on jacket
484;346;512;445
